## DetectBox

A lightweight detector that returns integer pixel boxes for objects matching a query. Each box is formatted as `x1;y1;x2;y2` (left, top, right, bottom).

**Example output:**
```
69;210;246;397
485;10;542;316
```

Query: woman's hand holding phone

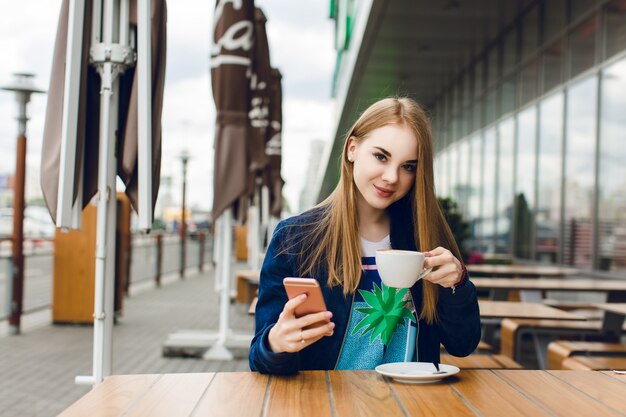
267;282;335;353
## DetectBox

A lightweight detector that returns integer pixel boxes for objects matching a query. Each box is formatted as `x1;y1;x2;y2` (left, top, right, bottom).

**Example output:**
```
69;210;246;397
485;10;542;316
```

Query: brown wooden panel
561;356;626;371
58;374;159;417
390;377;474;416
452;370;548;417
548;370;626;414
267;371;331;417
496;370;622;417
192;372;268;417
329;371;403;417
492;355;523;369
125;373;214;417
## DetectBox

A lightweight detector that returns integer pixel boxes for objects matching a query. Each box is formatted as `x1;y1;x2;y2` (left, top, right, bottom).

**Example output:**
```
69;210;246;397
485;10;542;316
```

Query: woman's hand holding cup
267;294;335;353
422;246;463;289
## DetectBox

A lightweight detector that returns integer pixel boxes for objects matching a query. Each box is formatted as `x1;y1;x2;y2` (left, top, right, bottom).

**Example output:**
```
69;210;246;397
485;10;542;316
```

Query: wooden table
468;264;579;277
59;370;626;417
478;300;586;321
473;277;626;302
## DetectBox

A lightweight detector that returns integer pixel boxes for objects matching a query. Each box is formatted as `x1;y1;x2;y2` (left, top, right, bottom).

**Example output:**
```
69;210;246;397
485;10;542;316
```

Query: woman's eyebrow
373;146;417;163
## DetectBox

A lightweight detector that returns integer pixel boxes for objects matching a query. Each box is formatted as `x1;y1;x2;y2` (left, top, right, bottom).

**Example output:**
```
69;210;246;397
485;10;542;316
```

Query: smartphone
283;277;328;317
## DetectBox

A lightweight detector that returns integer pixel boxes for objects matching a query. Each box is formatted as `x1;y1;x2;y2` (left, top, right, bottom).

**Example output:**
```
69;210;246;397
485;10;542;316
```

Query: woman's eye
374;152;386;162
403;164;417;173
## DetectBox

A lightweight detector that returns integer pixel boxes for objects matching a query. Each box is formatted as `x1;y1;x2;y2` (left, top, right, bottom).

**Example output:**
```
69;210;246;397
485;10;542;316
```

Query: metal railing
0;231;213;322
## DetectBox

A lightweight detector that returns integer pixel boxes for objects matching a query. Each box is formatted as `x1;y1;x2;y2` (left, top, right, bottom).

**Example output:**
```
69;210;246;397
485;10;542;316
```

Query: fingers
281;293;309;317
423;247;462;288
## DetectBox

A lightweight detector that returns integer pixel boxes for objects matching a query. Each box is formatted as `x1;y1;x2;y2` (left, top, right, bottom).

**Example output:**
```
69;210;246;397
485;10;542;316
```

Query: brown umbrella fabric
265;68;284;217
211;0;255;221
41;0;166;223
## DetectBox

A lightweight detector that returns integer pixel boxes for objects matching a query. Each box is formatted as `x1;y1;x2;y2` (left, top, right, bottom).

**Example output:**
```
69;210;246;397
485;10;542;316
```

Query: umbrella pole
247;185;261;270
204;208;234;360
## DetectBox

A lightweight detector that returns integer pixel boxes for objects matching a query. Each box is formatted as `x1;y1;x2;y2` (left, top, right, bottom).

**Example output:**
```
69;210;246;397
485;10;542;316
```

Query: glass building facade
432;0;626;276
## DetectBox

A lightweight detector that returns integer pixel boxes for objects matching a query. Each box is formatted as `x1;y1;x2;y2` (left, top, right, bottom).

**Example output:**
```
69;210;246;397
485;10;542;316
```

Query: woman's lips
374;185;393;198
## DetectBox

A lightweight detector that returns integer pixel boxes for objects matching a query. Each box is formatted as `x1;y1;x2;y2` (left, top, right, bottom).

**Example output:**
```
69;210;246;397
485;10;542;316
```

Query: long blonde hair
295;97;462;324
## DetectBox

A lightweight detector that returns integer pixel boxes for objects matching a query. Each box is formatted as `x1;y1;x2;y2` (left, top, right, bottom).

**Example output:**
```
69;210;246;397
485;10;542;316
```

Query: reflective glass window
481;128;497;252
515;106;538;259
485;90;498;125
598;57;626;273
519;59;539;106
503;28;518;75
457;139;471;218
569;16;598;78
468;133;483;252
475;58;484;99
501;77;517;116
542;38;566;93
522;5;540;61
544;0;567;42
487;46;500;87
605;0;626;59
496;118;515;254
536;92;564;263
571;0;601;22
563;75;598;270
449;143;459;202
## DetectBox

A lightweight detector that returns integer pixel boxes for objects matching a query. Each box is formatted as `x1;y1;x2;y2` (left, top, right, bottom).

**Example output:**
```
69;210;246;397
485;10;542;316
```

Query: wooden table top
478;300;586;320
595;303;626;316
467;264;580;277
473;278;626;292
59;370;626;417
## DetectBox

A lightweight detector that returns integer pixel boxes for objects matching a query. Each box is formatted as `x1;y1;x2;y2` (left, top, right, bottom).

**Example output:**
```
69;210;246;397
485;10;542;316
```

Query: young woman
249;97;480;374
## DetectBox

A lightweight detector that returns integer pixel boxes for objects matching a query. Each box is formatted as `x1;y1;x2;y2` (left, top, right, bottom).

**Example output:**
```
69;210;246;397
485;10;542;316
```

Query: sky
0;0;336;217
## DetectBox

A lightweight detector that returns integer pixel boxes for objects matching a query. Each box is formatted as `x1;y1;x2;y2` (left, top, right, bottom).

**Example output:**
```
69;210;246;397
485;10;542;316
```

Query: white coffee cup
375;249;432;288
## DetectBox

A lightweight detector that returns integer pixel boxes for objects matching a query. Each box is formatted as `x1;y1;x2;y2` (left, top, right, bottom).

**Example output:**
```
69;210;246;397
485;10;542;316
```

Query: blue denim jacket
248;203;481;374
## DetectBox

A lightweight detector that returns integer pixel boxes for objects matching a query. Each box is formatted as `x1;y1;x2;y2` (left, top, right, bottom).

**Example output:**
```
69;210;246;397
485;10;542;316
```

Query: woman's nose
381;166;398;183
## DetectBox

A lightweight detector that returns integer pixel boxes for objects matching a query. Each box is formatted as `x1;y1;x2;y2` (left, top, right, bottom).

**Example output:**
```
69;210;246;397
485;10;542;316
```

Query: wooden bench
561;356;626;370
235;270;260;304
441;353;523;369
500;318;626;368
547;341;626;369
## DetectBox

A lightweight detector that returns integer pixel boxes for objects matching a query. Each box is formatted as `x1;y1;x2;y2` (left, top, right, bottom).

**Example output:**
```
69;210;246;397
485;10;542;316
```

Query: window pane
481;128;497;252
563;76;598;270
605;0;626;59
598;57;626;273
449;143;459;202
485;90;498;125
468;133;483;252
522;6;540;61
457;139;471;218
501;77;517;115
519;59;539;106
473;100;483;131
542;38;566;93
503;28;518;75
544;0;567;42
571;0;600;22
487;46;500;87
496;118;515;254
536;92;564;263
569;16;598;78
475;59;484;99
515;106;537;259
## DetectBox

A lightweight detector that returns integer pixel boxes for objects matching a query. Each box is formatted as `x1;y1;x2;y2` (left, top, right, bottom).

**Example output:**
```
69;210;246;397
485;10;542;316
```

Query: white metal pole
247;189;260;271
203;208;234;360
137;0;152;231
213;215;223;292
57;0;85;229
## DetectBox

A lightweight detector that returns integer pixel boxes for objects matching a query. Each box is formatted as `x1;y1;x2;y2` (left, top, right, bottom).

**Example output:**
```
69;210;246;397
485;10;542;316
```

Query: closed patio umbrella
41;0;166;385
265;68;283;217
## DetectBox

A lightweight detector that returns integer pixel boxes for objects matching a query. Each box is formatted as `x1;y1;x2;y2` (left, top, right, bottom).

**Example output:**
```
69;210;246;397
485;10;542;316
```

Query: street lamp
179;149;190;278
1;73;45;335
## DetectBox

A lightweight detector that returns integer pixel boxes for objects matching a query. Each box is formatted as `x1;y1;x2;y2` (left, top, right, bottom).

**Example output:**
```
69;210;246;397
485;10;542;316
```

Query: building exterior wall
432;0;626;275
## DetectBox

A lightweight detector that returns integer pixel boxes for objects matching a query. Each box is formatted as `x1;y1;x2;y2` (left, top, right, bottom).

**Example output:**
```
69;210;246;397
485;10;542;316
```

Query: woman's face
347;123;418;214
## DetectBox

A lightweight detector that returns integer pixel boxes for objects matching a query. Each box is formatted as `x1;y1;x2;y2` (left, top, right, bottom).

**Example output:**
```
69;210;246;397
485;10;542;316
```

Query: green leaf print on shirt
352;282;415;346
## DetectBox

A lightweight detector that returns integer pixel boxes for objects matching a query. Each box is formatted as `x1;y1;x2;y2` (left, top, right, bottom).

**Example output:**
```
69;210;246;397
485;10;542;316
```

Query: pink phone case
283;277;327;317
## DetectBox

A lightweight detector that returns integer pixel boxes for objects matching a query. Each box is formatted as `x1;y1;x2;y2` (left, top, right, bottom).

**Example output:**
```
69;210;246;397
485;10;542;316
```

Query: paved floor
0;265;254;417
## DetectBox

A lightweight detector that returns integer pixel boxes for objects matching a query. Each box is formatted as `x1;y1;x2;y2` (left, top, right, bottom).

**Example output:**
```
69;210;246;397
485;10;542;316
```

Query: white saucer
375;362;460;384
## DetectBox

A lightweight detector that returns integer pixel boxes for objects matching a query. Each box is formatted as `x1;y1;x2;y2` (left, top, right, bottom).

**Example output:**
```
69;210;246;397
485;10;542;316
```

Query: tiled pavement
0;266;254;417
